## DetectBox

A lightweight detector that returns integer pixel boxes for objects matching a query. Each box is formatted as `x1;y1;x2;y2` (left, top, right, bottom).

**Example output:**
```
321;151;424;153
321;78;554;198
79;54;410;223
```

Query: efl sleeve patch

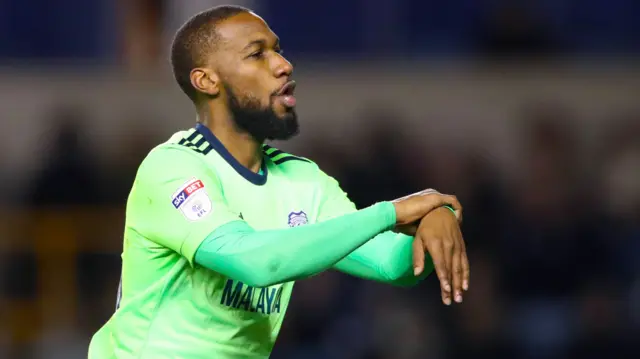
171;178;213;221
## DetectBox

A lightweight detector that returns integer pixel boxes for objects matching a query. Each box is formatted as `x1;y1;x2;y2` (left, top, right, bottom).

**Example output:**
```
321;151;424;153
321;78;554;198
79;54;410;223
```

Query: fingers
442;235;455;304
412;236;425;276
443;195;462;211
451;233;464;303
415;199;469;306
451;226;465;303
425;238;451;305
443;195;463;223
460;236;470;291
422;193;463;223
454;208;463;224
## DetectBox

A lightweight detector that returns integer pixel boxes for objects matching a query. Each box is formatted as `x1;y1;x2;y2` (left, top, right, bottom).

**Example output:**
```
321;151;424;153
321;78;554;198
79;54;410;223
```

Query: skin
182;11;470;305
189;11;294;173
394;191;470;305
415;207;469;305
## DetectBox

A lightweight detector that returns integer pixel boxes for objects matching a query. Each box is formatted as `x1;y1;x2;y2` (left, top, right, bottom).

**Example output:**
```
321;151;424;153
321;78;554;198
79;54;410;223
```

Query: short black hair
170;5;251;103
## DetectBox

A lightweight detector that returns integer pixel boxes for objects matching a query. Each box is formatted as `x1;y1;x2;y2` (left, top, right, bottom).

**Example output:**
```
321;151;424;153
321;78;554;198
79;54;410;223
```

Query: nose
274;56;293;78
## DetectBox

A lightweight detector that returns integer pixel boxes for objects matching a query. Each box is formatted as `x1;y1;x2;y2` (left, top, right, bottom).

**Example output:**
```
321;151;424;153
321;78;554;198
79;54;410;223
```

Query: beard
225;84;299;142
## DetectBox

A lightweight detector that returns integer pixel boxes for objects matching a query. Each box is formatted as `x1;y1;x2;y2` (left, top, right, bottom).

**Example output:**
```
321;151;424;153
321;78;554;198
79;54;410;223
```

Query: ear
190;68;220;97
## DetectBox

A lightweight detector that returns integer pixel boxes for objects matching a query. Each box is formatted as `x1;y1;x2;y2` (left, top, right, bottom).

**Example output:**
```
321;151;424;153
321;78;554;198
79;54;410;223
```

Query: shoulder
138;129;213;178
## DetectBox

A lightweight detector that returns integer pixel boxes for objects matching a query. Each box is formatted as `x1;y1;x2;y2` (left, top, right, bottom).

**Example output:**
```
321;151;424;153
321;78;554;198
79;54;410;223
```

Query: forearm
333;231;433;287
194;202;396;287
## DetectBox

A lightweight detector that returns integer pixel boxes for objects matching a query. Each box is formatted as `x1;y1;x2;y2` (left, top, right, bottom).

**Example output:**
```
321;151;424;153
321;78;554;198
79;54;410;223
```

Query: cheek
236;81;271;106
227;65;276;107
238;66;274;98
237;88;270;109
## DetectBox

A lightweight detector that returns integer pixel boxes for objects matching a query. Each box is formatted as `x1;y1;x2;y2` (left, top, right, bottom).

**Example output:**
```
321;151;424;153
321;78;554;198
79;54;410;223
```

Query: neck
197;103;263;173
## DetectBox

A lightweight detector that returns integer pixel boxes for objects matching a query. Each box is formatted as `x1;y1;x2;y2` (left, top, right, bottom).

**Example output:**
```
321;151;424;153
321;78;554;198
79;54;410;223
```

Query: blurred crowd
0;99;638;359
279;104;640;359
0;1;639;359
1;0;639;66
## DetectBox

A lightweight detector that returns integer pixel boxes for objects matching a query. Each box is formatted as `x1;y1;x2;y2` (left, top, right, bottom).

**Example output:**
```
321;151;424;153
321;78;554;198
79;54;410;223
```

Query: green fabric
194;202;397;287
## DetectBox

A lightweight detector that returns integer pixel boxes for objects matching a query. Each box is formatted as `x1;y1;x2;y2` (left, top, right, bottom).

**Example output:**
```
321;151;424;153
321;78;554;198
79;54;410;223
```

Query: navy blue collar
195;123;268;186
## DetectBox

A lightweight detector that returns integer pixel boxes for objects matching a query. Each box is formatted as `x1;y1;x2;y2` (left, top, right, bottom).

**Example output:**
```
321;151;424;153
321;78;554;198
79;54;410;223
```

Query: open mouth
276;81;296;96
275;80;297;108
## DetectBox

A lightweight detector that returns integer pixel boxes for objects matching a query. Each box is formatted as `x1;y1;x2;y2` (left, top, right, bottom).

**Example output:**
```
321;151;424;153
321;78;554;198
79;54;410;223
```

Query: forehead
215;12;277;50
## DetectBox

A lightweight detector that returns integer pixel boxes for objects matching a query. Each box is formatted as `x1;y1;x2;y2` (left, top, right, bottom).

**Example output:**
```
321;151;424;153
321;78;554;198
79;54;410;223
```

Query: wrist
443;205;456;216
379;201;398;230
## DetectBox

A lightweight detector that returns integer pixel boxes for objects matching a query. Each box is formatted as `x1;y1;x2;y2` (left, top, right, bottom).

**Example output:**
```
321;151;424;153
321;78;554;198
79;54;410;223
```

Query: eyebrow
241;37;280;52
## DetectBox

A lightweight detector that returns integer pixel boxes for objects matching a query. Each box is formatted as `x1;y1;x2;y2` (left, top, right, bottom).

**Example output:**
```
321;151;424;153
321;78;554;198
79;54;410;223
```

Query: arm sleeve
332;231;433;286
135;147;397;287
317;171;434;285
194;201;396;287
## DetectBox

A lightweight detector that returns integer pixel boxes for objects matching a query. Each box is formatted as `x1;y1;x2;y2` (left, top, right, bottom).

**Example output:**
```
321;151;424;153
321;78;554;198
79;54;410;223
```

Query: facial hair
225;84;299;142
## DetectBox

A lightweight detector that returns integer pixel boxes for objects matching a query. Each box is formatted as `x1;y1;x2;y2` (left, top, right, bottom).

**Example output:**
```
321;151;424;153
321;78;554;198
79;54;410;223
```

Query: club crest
287;211;308;227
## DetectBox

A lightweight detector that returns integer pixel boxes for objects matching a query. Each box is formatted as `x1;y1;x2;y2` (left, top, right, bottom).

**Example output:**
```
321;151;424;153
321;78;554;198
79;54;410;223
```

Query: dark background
0;1;638;358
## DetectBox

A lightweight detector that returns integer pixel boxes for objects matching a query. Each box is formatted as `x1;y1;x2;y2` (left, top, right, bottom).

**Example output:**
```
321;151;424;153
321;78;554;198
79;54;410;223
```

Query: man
88;5;469;359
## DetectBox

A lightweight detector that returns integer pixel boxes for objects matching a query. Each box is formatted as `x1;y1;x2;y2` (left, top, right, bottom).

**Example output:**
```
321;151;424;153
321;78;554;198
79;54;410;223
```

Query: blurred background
0;0;639;358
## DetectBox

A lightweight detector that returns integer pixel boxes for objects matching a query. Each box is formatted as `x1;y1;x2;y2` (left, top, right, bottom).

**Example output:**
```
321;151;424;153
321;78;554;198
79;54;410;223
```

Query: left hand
393;189;462;236
413;207;469;306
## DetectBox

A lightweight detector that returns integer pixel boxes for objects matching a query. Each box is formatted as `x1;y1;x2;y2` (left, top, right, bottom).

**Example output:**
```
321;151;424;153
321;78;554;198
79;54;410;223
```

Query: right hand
391;189;462;234
413;207;469;305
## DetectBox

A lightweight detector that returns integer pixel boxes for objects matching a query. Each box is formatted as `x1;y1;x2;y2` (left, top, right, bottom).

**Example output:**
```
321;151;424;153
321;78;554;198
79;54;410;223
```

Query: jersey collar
195;123;268;186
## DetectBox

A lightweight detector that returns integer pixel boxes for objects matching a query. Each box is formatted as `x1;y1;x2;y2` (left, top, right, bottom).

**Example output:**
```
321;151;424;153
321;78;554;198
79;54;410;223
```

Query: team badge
287;211;308;227
171;178;212;221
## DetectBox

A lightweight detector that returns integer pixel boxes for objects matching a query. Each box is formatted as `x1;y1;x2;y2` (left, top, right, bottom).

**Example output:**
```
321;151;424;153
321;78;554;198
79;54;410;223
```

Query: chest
216;169;321;230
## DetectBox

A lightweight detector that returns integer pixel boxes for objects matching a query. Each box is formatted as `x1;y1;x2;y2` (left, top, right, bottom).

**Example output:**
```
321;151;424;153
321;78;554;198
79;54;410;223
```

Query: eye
249;50;264;59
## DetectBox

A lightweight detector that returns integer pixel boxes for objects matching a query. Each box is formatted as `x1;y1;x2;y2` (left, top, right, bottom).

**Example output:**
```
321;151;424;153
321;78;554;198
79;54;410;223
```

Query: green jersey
89;124;430;359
